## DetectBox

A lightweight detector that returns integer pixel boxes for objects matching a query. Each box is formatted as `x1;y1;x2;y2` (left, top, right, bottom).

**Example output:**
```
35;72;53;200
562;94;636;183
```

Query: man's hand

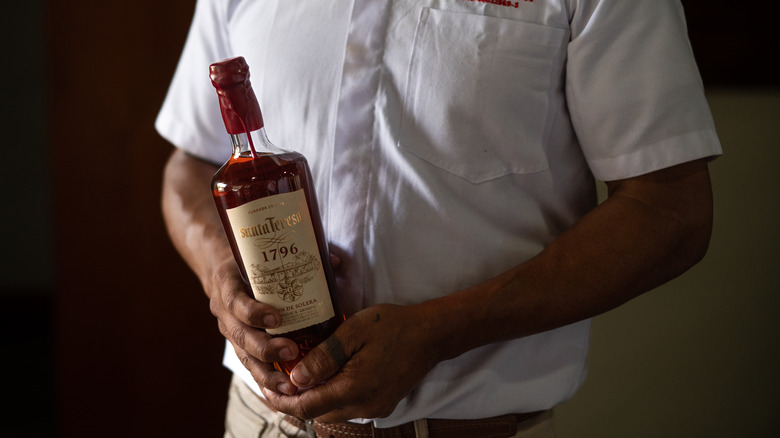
262;303;438;423
207;261;303;395
162;149;300;395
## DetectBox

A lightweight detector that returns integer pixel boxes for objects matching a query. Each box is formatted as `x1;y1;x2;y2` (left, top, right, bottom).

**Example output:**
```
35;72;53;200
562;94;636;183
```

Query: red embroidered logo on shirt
464;0;533;8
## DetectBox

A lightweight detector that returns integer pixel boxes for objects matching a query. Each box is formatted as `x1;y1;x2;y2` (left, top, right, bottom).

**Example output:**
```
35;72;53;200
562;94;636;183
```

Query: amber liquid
212;151;342;374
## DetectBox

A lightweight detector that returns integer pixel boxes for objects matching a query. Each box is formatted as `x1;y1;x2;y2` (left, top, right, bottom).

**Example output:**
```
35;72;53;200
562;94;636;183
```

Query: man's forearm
418;158;714;363
161;148;234;295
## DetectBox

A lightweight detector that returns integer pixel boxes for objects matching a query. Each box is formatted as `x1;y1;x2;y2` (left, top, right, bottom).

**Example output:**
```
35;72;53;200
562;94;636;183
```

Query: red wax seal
209;56;264;134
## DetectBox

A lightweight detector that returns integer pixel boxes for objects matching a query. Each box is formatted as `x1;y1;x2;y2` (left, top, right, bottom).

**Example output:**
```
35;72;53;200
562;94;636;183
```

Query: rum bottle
209;56;342;374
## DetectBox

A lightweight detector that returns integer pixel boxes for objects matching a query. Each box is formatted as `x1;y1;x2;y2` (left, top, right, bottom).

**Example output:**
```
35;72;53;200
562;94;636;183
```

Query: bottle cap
209;56;264;134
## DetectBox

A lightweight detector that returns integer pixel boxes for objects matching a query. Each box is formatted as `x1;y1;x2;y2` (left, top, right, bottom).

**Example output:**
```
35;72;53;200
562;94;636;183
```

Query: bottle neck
230;127;286;158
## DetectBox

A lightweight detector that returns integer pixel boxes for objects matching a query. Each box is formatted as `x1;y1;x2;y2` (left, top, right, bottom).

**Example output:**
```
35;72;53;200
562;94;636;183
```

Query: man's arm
429;157;714;351
161;148;301;395
265;157;714;422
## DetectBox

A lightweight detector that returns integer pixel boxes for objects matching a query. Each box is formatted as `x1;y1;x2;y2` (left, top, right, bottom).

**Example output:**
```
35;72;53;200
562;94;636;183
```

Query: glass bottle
209;56;342;374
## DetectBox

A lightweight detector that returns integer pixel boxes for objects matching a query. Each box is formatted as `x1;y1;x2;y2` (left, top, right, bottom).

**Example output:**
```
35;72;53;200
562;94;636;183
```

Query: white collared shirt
157;0;721;427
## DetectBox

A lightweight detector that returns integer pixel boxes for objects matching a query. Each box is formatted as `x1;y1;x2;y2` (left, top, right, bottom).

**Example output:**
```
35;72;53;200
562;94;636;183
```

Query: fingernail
277;382;295;395
263;314;278;327
291;364;312;387
280;347;296;361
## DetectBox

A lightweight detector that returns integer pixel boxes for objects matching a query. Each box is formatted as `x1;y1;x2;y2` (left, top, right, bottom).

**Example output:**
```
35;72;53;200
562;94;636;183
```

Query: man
158;1;720;436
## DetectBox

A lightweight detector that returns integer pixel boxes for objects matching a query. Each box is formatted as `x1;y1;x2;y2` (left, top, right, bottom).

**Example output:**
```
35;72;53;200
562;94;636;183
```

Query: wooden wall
48;1;230;436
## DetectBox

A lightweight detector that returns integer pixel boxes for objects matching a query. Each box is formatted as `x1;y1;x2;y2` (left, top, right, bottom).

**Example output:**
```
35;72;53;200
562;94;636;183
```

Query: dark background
2;1;777;437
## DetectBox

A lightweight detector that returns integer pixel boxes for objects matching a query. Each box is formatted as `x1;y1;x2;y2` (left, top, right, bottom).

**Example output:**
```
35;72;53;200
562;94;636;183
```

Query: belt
260;397;544;438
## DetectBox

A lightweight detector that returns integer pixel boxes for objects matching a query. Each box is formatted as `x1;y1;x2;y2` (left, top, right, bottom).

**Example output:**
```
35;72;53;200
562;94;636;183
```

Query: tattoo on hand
325;336;348;368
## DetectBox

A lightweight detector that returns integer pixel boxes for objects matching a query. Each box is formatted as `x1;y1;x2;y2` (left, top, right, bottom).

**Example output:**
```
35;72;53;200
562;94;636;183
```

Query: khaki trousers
224;376;555;438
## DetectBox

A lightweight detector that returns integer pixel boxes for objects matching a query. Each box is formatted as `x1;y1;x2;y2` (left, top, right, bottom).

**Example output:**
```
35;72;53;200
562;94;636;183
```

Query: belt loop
304;419;316;438
413;419;429;438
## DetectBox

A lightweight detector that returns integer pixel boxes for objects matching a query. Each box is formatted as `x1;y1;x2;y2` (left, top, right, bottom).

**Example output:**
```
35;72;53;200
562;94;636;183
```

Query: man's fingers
261;373;352;421
233;345;297;396
210;270;298;363
217;312;299;364
210;265;282;329
214;288;281;329
290;334;348;388
208;258;301;396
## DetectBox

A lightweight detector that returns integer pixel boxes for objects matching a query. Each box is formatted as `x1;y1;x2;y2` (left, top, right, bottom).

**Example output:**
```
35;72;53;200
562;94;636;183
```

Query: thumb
290;334;348;388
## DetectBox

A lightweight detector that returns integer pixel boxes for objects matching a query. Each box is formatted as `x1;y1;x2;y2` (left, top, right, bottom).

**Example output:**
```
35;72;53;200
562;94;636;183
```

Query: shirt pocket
398;8;569;183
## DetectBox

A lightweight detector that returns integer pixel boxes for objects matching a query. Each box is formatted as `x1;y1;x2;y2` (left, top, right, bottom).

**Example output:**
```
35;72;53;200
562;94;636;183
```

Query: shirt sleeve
155;0;233;165
565;0;722;181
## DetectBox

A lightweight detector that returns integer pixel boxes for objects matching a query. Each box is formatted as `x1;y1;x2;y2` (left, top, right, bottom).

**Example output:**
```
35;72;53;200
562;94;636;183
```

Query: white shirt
156;0;721;427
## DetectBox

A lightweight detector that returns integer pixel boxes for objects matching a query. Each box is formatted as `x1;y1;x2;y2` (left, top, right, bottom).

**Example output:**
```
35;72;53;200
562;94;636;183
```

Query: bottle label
226;189;335;335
